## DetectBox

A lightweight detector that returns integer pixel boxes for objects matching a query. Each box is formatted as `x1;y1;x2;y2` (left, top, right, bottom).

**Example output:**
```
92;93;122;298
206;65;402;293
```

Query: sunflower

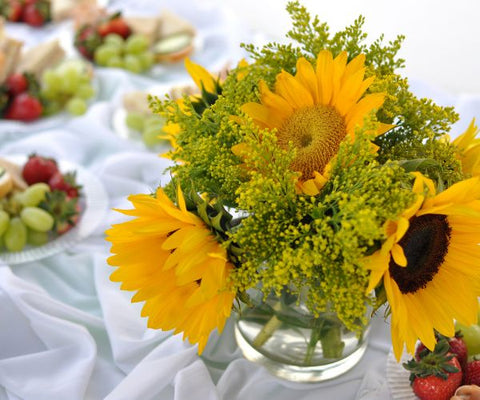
364;173;480;361
240;50;391;195
106;186;236;353
453;118;480;176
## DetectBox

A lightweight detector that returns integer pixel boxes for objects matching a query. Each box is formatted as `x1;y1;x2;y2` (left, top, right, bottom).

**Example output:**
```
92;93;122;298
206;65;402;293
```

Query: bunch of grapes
40;60;95;116
125;112;166;147
94;34;154;73
0;183;56;251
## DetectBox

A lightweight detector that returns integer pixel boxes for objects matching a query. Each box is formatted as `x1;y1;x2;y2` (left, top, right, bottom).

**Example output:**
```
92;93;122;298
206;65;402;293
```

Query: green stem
320;324;345;359
304;324;321;365
252;302;283;347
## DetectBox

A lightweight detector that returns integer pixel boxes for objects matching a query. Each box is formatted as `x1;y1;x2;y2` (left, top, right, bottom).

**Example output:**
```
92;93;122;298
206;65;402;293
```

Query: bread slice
0;36;24;84
50;0;96;22
157;10;195;40
0;159;27;192
124;16;160;45
16;40;65;79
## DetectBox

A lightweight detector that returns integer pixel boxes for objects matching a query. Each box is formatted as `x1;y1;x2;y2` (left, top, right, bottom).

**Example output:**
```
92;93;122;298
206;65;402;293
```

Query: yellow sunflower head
364;172;480;360
453;118;480;176
241;50;390;195
106;186;236;353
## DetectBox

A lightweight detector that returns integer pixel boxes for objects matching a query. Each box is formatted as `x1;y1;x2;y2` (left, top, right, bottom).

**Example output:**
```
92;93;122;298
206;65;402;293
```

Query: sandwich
16;39;65;79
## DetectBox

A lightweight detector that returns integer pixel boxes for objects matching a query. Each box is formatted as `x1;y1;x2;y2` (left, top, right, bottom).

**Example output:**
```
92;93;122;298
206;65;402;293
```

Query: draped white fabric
0;1;479;398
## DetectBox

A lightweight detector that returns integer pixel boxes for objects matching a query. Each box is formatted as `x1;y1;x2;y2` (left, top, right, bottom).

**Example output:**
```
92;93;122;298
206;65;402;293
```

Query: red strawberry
404;339;462;400
4;93;42;121
5;0;23;22
74;24;102;60
464;360;480;386
48;171;81;198
39;191;80;235
416;342;430;361
22;154;59;184
5;73;28;95
21;0;49;26
97;13;130;38
448;334;468;371
56;202;80;234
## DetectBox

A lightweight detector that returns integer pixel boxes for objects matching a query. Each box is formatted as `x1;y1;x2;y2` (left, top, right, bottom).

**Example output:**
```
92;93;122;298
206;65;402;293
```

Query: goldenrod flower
240;50;390;195
453;118;480;176
364;173;480;360
106;186;236;353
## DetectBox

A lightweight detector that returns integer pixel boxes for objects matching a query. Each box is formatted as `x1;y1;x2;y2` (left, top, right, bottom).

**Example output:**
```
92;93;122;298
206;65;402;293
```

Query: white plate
386;348;418;399
0;156;108;265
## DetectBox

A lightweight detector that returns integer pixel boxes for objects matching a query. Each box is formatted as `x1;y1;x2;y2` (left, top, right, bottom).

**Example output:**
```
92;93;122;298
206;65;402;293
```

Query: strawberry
74;24;102;60
48;171;81;198
5;0;23;22
22;154;59;185
39;190;80;235
5;73;28;95
21;0;49;26
464;360;480;386
4;92;42;121
97;13;130;38
404;339;462;400
448;333;468;371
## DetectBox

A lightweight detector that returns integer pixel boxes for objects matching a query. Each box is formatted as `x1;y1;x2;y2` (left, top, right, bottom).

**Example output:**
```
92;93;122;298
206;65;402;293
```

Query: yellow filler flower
453;118;480;176
106;186;236;353
241;50;389;195
364;173;480;361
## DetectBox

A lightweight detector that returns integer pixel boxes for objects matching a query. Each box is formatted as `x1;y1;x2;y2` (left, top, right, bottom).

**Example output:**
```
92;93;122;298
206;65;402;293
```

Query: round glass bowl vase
234;292;370;383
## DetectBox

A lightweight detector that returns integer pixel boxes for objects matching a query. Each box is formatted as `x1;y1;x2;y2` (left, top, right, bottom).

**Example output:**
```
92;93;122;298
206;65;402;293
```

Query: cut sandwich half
16;40;66;79
154;10;195;63
0;35;24;84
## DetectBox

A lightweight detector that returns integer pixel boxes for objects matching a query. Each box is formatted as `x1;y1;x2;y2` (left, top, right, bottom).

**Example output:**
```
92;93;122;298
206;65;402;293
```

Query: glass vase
234;290;370;382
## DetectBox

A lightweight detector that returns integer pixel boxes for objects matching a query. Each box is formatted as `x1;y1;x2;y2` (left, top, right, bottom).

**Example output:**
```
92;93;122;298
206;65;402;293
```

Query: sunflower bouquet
106;0;480;377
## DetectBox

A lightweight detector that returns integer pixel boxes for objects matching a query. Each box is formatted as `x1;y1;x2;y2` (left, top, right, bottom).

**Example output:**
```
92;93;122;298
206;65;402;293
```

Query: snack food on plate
74;8;196;72
0;25;96;122
0;0;100;26
0;155;81;252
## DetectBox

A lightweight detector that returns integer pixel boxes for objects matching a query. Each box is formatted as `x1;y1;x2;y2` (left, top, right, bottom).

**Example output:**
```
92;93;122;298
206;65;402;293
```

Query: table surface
0;1;479;399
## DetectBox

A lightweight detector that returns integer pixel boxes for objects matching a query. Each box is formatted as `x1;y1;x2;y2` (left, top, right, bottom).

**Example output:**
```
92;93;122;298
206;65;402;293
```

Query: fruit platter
0;0;104;27
0;154;107;264
73;7;196;75
0;22;96;125
387;309;480;400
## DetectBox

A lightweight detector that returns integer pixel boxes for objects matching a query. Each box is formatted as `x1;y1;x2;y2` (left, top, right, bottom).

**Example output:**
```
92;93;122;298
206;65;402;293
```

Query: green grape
456;321;480;356
142;126;163;147
125;34;149;54
0;210;9;236
144;115;165;130
76;84;95;100
94;45;121;66
43;70;60;89
125;112;145;132
20;207;55;232
66;97;88;116
104;34;125;49
42;101;62;116
124;55;143;73
4;217;27;252
137;52;154;70
106;56;125;69
19;183;50;207
27;229;49;246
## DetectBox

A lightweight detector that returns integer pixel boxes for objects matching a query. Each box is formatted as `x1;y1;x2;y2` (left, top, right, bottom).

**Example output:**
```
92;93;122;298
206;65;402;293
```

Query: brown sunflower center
277;105;347;179
389;214;451;294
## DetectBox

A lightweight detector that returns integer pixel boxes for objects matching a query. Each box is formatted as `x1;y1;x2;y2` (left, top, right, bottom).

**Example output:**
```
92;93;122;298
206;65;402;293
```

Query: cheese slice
0;36;23;84
157;10;195;40
0;159;27;191
16;40;65;78
124;16;160;45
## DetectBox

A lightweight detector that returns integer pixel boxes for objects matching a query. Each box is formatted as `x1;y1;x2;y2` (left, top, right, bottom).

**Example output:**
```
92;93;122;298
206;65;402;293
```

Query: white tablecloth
0;1;479;399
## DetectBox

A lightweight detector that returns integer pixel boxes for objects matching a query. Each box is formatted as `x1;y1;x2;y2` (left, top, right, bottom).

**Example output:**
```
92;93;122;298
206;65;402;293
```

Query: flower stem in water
252;302;283;347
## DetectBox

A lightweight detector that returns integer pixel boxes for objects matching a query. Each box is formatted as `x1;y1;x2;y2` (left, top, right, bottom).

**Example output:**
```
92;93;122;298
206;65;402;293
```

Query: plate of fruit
73;8;198;75
0;27;97;132
0;154;108;264
387;318;480;400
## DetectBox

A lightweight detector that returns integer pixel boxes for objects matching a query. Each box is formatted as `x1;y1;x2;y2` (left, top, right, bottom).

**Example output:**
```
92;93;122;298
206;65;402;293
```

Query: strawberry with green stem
404;338;462;400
